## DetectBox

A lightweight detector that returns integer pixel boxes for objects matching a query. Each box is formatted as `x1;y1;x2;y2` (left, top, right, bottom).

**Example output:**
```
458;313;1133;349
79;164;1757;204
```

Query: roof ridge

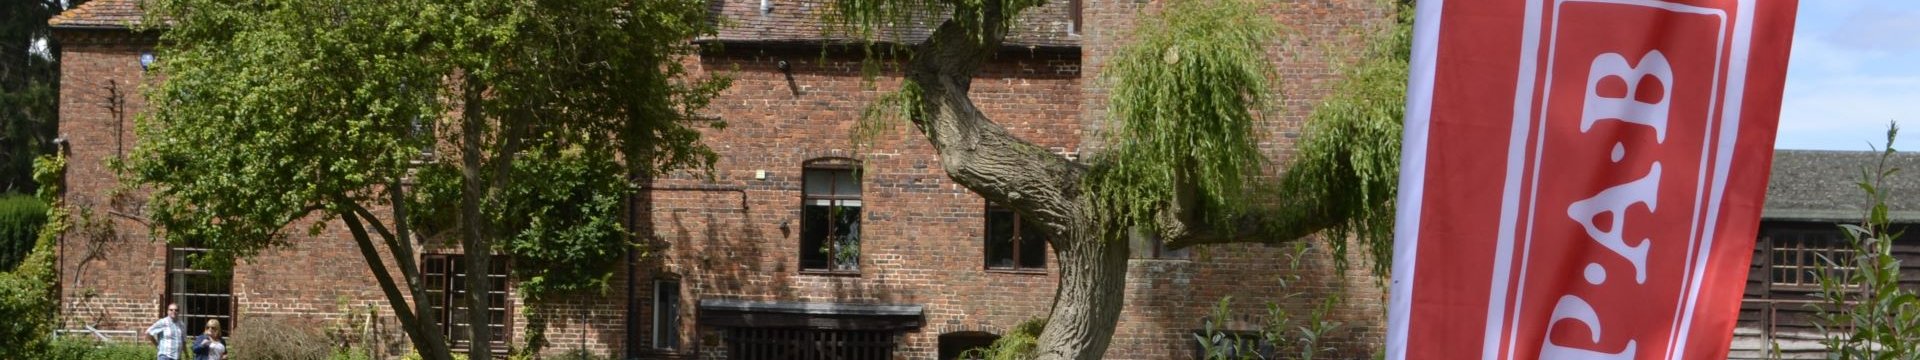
49;0;146;29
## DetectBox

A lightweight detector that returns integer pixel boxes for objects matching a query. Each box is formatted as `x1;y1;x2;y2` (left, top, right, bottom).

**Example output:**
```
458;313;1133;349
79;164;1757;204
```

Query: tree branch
903;1;1084;239
1159;191;1345;249
342;196;440;335
338;205;450;360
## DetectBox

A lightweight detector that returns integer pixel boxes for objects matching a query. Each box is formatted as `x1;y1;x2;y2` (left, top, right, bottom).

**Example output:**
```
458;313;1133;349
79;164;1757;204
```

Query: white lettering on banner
1565;163;1660;284
1538;49;1676;359
1581;51;1674;142
1539;295;1639;360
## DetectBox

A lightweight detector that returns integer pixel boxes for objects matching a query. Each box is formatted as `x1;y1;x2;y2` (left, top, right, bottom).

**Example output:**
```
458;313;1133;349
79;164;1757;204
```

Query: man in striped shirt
147;303;184;360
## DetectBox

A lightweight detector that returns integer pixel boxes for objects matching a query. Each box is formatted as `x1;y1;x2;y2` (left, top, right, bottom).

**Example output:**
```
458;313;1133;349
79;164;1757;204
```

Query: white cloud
1775;80;1920;150
1821;6;1920;53
1775;31;1920;150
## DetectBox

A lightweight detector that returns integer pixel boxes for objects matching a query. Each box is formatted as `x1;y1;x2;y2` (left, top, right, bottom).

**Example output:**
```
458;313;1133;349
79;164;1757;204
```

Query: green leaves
1274;2;1412;275
135;0;446;264
132;0;724;299
0;155;69;355
1092;0;1277;235
0;0;65;194
0;195;48;271
490;145;634;300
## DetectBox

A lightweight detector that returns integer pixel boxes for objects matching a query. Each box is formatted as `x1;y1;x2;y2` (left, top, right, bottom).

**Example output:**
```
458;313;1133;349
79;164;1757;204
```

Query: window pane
802;205;832;269
834;169;860;196
805;169;833;196
421;254;511;350
985;208;1016;269
655;280;681;349
1019;218;1048;269
831;206;862;270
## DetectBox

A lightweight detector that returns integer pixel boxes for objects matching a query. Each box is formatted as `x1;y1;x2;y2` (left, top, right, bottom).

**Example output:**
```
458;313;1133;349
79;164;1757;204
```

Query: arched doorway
938;331;1001;360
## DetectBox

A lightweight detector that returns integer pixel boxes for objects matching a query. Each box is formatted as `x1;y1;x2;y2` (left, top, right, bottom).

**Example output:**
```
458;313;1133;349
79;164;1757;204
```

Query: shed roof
1764;150;1920;222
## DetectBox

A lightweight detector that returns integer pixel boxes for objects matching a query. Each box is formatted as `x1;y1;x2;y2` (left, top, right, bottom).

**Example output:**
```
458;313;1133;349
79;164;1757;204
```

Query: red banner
1385;1;1798;360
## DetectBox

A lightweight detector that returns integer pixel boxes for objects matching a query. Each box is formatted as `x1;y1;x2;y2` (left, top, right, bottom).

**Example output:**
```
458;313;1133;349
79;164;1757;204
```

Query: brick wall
637;45;1081;359
54;30;165;338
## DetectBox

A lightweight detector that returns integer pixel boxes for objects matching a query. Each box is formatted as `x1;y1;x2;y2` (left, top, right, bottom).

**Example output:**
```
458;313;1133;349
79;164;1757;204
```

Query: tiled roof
704;0;1079;48
49;0;146;29
1765;150;1920;222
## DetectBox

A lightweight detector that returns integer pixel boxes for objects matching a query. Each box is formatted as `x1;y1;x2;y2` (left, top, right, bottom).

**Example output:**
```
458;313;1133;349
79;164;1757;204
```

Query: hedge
0;195;46;271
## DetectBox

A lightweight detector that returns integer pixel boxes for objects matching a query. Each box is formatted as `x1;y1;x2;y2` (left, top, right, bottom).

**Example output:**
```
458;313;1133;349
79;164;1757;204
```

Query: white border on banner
1383;0;1443;358
1666;0;1755;358
1480;0;1548;357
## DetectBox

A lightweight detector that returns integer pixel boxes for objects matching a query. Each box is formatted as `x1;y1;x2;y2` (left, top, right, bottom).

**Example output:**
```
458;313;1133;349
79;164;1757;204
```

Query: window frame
164;244;234;336
1068;0;1082;35
1765;228;1856;291
420;253;513;354
653;278;682;351
800;158;863;274
984;202;1048;273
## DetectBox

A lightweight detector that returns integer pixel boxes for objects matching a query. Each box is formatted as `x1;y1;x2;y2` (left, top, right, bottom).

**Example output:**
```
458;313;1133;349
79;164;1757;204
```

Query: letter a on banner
1384;1;1798;360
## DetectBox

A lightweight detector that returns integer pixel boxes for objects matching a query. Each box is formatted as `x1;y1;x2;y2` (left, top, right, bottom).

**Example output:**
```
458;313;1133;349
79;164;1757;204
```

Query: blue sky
1776;0;1920;150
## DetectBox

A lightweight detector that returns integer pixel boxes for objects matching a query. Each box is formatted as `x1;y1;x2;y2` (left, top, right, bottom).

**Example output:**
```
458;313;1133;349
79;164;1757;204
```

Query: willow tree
129;0;725;358
832;0;1410;358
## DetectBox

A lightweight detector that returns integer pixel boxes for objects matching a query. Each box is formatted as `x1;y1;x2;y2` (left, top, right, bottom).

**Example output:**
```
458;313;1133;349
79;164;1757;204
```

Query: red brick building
48;0;1394;358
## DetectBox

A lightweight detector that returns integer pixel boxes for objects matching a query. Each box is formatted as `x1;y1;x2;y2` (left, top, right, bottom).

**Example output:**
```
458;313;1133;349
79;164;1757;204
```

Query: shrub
229;317;331;360
553;348;610;360
328;349;374;360
957;317;1046;360
1811;125;1920;359
401;351;470;360
44;337;158;360
0;155;66;356
0;195;46;271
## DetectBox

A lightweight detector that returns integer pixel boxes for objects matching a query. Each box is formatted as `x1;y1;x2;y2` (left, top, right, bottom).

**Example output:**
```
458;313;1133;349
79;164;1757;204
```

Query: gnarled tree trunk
900;3;1134;358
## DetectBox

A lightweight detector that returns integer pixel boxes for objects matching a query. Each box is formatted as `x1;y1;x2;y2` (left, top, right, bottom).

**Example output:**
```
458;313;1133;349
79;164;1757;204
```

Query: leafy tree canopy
1277;1;1410;274
0;0;78;194
133;0;723;295
129;0;727;357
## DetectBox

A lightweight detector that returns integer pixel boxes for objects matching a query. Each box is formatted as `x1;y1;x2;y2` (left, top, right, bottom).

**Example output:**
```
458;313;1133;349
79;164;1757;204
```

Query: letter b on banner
1582;52;1674;142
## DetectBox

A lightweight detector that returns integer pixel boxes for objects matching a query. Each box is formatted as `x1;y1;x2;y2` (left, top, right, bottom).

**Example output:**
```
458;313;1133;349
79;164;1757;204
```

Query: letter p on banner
1385;1;1797;360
